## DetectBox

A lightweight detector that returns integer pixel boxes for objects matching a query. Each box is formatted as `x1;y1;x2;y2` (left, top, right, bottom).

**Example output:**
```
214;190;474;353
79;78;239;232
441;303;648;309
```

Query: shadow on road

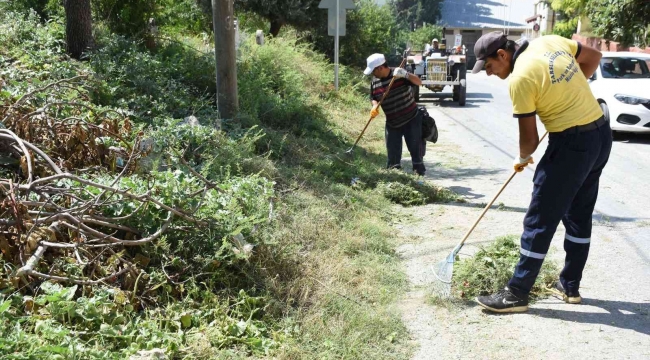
417;93;494;108
423;164;503;181
613;132;650;145
529;298;650;336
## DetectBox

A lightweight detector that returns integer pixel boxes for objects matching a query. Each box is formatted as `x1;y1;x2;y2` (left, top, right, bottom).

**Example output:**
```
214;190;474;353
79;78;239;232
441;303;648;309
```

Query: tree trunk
269;19;284;37
64;0;93;60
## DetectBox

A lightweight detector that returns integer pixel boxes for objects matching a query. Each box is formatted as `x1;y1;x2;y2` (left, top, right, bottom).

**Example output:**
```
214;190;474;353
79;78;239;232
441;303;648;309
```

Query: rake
345;48;411;154
433;132;548;297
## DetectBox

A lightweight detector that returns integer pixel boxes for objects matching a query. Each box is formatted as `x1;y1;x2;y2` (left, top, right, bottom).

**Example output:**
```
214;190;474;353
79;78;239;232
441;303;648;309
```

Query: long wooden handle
348;54;411;151
454;131;549;249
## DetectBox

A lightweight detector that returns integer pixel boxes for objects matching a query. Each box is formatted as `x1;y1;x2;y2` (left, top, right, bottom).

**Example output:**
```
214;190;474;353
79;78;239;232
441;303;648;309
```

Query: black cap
471;32;508;73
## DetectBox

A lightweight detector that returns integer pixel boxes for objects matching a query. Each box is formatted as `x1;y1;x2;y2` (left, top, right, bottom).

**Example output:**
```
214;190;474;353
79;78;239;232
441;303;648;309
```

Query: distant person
425;38;440;56
471;32;611;313
364;53;426;175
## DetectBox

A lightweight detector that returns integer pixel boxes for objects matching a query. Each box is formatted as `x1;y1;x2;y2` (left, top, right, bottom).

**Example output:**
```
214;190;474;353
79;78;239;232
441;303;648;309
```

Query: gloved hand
513;156;534;172
369;105;380;119
393;68;409;79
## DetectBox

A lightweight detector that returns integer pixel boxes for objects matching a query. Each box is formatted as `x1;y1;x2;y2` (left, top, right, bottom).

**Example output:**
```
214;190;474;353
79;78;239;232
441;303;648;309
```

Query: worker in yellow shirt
471;32;612;313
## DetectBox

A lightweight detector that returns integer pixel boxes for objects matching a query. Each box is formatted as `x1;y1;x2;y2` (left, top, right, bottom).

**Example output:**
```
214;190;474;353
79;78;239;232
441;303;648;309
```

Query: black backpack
419;106;438;143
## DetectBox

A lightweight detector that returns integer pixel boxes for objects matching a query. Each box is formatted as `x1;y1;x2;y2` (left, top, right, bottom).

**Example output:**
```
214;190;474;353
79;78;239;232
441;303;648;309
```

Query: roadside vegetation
0;1;454;358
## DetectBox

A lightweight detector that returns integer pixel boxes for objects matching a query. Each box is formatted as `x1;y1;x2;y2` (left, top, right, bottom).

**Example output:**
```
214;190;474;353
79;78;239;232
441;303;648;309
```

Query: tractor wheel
452;63;466;102
458;79;467;106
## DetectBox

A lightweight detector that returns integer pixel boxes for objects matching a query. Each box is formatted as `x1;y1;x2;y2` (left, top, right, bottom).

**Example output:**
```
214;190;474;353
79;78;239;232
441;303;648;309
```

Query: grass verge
0;7;456;359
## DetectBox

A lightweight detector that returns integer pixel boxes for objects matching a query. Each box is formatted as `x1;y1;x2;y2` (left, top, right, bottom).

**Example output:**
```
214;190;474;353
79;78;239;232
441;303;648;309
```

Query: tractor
405;35;467;106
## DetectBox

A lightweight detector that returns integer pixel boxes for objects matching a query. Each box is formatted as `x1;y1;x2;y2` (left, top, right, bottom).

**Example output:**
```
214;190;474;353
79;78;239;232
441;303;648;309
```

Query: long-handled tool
433;132;549;297
345;48;411;154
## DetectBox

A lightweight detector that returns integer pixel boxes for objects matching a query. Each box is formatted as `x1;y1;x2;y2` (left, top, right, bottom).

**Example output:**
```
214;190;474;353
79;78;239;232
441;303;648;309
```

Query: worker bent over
472;32;612;313
364;53;426;175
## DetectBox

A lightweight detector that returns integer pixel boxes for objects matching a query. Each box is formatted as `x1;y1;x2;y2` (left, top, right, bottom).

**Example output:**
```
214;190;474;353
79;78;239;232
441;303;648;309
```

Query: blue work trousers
508;118;612;296
386;111;426;175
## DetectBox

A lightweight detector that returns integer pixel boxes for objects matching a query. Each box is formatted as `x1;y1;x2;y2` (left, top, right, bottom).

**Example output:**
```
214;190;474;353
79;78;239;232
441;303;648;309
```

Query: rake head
432;250;457;298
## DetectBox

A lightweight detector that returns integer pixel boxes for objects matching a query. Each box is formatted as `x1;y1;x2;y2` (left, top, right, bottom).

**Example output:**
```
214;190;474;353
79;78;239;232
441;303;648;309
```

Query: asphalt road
398;72;650;359
420;71;650;263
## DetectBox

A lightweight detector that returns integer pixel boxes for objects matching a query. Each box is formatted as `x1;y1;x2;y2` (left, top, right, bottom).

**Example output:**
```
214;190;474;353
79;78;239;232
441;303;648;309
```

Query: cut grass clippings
451;235;559;300
376;180;459;206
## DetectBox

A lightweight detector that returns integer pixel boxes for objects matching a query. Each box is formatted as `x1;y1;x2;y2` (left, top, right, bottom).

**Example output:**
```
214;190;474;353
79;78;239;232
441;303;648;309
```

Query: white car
588;52;650;133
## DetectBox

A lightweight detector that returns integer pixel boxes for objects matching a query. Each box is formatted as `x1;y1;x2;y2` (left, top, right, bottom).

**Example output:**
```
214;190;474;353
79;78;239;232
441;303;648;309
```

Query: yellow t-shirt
509;35;603;132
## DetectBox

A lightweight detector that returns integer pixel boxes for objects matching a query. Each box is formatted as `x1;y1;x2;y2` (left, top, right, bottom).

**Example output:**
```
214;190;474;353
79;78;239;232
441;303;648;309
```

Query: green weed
0;5;454;359
452;235;559;300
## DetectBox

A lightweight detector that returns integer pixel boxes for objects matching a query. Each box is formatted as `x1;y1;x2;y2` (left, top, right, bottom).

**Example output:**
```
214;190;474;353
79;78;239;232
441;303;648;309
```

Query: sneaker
476;287;529;313
553;282;582;304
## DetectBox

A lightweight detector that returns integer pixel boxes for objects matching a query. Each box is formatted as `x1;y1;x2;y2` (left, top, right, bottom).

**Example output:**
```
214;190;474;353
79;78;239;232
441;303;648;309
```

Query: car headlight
614;94;650;105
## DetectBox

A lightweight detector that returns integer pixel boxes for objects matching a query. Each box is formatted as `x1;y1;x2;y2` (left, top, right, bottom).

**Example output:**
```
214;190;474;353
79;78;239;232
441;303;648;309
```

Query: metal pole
334;0;339;91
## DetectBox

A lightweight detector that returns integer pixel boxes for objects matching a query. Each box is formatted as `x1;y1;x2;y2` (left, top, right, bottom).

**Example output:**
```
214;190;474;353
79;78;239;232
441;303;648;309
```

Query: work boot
554;281;582;304
476;287;529;313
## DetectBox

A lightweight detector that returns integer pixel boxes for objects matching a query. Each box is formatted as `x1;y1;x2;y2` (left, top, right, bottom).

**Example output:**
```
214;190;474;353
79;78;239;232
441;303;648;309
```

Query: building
523;1;556;40
437;0;537;69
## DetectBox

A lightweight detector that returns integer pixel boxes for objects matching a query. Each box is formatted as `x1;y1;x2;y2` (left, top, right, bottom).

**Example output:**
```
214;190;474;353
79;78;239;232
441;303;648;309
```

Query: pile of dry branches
0;76;215;292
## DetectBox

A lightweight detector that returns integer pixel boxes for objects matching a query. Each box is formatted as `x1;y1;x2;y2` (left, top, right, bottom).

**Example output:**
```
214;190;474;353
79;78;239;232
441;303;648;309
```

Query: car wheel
600;102;610;122
599;102;618;136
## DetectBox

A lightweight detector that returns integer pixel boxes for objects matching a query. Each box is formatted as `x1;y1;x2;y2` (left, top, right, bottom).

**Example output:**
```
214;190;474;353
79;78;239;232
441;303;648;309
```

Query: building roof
439;0;536;30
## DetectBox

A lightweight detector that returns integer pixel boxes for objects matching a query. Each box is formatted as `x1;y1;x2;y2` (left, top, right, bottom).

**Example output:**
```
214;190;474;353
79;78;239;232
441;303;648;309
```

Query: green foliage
587;0;650;47
92;0;158;37
235;0;322;36
406;25;442;50
452;235;559;300
553;17;579;39
304;0;405;67
0;284;284;358
377;181;428;206
390;0;443;28
340;0;406;67
550;0;587;39
375;179;456;206
158;0;213;34
3;0;63;19
550;0;589;16
90;35;217;124
552;0;650;47
0;2;456;358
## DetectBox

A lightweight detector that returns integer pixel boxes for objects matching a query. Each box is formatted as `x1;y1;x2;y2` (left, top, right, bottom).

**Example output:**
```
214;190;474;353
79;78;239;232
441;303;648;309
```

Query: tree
587;0;650;47
550;0;588;38
64;0;93;60
234;0;322;36
339;0;404;66
92;0;158;37
390;0;443;29
406;24;442;50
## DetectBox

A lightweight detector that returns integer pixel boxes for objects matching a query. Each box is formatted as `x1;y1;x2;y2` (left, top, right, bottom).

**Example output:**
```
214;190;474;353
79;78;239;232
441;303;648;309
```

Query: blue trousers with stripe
508;119;612;296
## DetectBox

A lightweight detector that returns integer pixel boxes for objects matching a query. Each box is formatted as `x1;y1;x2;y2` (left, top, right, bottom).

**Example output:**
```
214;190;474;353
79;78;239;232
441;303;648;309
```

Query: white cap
432;38;439;43
364;53;386;76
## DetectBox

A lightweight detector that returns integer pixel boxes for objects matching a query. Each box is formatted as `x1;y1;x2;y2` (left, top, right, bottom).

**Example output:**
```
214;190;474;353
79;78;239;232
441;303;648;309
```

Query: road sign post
319;0;355;90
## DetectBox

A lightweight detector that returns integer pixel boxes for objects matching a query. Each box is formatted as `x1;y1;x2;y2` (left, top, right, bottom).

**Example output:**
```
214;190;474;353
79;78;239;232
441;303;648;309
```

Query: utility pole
212;0;238;120
334;0;339;90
